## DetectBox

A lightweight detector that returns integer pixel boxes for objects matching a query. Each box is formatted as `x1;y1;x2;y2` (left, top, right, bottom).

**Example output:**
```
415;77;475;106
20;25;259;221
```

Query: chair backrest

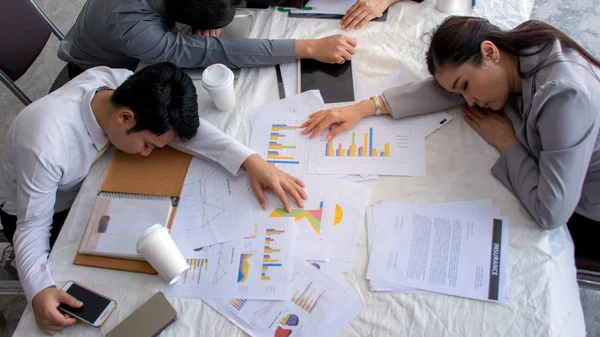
0;0;52;81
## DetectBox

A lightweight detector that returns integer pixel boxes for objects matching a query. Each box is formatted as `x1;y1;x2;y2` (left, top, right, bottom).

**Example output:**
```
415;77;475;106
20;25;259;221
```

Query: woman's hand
462;105;518;152
341;0;398;30
192;28;222;37
301;100;378;140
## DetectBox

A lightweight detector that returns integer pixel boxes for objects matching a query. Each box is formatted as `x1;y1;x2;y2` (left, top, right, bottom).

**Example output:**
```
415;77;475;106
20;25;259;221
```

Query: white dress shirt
0;67;255;303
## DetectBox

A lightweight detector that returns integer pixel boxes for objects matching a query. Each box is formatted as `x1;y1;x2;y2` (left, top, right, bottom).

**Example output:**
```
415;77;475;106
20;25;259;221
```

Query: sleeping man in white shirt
0;63;307;335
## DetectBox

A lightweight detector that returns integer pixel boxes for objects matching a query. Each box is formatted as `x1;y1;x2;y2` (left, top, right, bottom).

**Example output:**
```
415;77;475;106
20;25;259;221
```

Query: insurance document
367;203;509;302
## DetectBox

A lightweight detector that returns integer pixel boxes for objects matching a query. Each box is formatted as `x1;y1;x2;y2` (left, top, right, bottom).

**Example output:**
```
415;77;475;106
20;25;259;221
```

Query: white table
14;1;586;336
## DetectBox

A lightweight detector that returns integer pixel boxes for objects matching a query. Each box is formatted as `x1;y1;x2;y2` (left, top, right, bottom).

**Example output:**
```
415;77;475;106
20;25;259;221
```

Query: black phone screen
300;59;355;104
58;283;111;323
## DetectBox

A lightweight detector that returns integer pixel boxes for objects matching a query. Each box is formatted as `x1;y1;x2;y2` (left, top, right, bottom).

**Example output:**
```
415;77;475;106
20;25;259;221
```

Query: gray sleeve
113;18;296;68
380;77;464;119
491;80;598;230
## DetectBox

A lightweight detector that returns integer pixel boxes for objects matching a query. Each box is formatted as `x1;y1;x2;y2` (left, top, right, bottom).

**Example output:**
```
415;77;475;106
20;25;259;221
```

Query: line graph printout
203;259;361;337
165;218;295;300
307;117;426;176
170;157;258;253
249;91;326;180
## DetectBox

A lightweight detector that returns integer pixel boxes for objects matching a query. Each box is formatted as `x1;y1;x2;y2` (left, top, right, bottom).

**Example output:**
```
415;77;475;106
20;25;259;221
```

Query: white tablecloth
14;1;586;336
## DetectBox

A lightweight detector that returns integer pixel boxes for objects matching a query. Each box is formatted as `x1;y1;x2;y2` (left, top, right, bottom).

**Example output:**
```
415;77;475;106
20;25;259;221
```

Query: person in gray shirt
58;0;357;77
300;16;600;261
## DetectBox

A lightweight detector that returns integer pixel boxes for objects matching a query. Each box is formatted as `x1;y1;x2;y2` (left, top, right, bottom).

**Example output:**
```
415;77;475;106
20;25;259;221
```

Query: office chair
0;0;69;105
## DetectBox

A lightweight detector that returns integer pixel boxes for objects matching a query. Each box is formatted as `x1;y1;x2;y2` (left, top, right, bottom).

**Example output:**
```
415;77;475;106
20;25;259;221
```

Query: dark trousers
0;209;70;250
566;212;600;261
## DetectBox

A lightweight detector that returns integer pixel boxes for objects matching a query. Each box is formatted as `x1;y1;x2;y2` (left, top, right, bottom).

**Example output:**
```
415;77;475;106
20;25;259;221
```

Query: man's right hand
33;286;82;335
296;35;358;64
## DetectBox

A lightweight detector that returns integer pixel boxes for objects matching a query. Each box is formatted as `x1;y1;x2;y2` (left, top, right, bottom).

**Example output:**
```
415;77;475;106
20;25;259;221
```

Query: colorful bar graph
261;228;286;281
182;258;209;285
325;127;390;158
290;282;326;313
229;298;247;311
267;124;300;164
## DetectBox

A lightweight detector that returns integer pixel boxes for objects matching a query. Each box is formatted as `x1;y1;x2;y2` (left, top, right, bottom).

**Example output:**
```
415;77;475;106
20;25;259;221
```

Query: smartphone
58;281;116;327
106;292;177;337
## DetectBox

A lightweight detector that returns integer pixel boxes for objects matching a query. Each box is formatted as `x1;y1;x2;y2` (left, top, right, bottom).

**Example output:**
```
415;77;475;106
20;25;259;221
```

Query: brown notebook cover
73;147;192;274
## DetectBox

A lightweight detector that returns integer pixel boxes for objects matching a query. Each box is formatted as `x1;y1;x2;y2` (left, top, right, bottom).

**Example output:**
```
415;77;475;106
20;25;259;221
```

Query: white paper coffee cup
436;0;457;12
136;224;189;284
202;64;236;111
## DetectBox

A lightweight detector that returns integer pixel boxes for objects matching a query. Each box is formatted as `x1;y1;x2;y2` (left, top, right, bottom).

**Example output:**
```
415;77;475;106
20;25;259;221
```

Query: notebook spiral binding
97;191;179;207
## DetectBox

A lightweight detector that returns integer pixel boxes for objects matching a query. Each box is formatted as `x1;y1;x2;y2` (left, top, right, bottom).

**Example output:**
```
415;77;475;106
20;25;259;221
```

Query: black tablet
299;59;355;104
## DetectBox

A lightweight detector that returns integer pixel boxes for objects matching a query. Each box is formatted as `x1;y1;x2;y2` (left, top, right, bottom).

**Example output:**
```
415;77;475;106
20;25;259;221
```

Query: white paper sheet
262;176;371;264
169;157;258;253
294;240;332;261
165;217;295;300
203;258;362;337
307;116;426;176
367;202;509;302
279;62;299;99
367;200;501;293
249;91;326;180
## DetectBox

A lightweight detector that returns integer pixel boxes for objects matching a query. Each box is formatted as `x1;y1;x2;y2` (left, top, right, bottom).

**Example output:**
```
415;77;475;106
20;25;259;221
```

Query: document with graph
203;258;362;337
307;116;426;176
169;157;259;253
165;218;296;300
248;90;326;180
263;176;371;265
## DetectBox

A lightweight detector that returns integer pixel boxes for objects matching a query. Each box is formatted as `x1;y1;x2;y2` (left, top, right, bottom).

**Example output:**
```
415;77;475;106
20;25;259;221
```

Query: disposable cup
436;0;457;12
202;64;236;111
136;224;189;284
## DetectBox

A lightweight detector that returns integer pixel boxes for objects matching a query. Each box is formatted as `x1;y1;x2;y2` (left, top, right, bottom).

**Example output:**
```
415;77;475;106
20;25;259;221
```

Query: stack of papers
204;258;362;337
366;200;510;302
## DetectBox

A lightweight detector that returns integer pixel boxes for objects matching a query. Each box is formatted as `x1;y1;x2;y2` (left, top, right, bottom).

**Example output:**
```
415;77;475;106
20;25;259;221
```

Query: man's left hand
243;154;307;211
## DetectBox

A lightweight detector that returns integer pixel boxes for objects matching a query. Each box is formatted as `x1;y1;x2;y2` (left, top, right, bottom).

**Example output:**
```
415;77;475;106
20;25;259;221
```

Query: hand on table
192;28;222;37
341;0;398;30
33;286;82;335
296;35;357;64
243;154;307;212
301;101;372;140
462;105;518;152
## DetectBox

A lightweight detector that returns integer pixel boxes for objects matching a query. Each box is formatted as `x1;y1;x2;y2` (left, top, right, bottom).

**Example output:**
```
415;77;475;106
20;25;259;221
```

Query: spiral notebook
79;193;176;260
74;147;192;274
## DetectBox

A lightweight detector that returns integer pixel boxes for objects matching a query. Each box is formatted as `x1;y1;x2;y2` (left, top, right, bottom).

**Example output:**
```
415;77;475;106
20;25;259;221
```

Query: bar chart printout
182;258;209;285
290;281;326;313
262;227;285;281
324;127;390;157
308;119;425;176
267;124;301;165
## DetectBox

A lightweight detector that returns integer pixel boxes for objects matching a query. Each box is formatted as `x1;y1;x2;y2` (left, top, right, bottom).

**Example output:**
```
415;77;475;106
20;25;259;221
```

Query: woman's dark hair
111;62;199;141
426;16;600;77
166;0;241;30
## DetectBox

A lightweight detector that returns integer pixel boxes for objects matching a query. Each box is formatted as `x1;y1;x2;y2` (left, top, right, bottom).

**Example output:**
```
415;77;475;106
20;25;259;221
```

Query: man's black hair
166;0;242;30
111;62;199;141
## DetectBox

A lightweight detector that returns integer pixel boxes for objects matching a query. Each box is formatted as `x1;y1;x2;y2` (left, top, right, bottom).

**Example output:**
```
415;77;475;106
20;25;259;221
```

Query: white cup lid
136;224;166;252
202;64;234;89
